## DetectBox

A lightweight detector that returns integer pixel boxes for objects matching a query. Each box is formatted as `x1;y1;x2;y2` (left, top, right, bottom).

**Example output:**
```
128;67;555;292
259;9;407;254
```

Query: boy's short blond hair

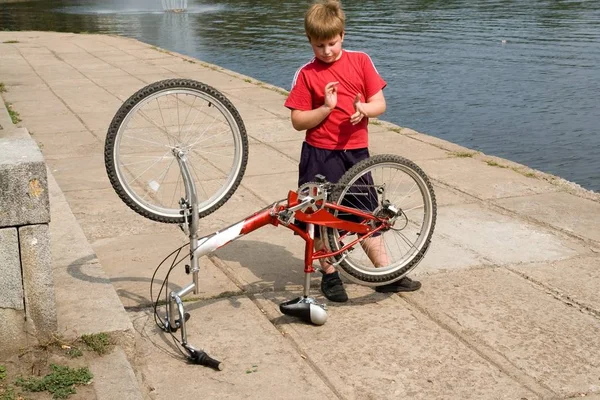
304;0;345;41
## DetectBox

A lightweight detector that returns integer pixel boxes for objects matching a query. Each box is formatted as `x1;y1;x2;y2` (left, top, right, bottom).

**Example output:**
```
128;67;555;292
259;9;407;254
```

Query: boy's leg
315;238;348;302
298;143;348;302
360;236;420;292
360;235;389;267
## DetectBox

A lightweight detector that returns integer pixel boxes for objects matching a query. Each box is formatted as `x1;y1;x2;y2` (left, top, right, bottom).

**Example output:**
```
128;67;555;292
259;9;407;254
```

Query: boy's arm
291;106;331;131
290;81;339;131
350;90;386;125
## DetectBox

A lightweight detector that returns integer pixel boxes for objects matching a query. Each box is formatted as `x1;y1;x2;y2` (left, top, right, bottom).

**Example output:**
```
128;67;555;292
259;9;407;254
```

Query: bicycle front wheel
324;154;437;285
104;79;248;224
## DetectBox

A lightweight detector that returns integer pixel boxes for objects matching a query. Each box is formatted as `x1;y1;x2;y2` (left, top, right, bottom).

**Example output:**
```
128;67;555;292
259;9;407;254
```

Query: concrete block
0;227;24;310
494;191;600;243
410;268;600;397
0;137;50;227
130;298;338;399
19;224;58;339
420;157;558;200
258;288;538;399
0;308;30;356
89;347;144;400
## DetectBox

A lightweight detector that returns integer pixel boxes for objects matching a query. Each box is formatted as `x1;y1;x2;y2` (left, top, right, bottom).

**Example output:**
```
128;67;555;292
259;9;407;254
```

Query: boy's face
309;33;344;64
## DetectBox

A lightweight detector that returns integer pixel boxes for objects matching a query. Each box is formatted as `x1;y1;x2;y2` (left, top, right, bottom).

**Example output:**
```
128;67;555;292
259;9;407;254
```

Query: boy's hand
351;93;367;125
323;81;339;110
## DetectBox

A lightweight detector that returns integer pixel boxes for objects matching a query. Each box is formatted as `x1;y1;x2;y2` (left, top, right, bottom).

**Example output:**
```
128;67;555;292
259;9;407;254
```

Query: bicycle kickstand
279;223;328;326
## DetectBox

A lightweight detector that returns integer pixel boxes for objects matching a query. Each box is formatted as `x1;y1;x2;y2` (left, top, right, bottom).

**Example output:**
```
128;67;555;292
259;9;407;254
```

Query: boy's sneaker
320;271;348;303
375;277;421;293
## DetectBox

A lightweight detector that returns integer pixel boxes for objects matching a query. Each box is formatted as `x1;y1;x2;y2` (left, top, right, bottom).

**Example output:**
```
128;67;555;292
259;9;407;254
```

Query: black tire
325;154;436;285
104;79;248;224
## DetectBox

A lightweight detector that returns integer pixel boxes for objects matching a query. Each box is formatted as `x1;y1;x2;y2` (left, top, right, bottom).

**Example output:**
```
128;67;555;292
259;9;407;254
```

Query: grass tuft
80;333;111;355
0;82;6;93
15;364;92;399
3;40;19;44
450;151;475;158
0;386;16;400
6;103;21;124
486;160;507;168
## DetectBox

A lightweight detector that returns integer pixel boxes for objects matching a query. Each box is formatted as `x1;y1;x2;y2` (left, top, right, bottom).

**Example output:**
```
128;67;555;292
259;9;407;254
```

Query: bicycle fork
162;150;222;370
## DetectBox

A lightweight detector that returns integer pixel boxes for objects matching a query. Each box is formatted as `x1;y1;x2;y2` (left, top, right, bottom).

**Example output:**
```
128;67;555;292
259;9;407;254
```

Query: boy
285;0;421;303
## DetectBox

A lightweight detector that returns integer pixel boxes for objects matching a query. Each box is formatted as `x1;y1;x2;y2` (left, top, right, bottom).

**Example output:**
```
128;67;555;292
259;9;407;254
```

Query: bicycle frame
165;151;391;368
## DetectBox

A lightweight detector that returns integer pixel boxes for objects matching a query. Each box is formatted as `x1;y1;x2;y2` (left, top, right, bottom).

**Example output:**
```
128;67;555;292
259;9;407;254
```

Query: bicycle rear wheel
324;154;436;285
104;79;248;224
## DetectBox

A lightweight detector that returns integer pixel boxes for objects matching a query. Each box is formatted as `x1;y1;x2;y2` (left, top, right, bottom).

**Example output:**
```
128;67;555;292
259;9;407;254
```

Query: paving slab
510;255;600;314
369;130;450;161
74;111;115;133
0;85;56;103
226;87;290;119
267;139;304;162
241;171;299;204
434;203;587;265
494;191;600;243
257;286;539;400
407;268;600;398
181;69;260;91
242;117;303;142
6;98;71;117
92;232;241;309
243;143;298;177
420;157;559;200
212;225;309;292
129;297;337;400
430;183;477;206
45;155;112;192
19;113;86;135
31;130;103;159
411;234;486;276
63;187;174;243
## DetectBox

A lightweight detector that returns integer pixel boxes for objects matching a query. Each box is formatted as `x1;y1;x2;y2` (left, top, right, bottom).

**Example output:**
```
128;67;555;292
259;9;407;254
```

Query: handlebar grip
191;350;223;370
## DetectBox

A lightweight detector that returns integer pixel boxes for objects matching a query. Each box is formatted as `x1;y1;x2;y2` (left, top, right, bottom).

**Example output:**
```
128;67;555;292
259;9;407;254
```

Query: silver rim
331;162;434;278
113;88;244;220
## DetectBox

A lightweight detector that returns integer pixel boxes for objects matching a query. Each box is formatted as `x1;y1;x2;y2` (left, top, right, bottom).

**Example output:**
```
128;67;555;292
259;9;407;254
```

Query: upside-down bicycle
104;79;437;370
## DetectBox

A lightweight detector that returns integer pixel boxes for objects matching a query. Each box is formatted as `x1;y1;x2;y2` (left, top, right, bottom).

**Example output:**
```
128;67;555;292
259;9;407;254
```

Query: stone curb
47;152;143;399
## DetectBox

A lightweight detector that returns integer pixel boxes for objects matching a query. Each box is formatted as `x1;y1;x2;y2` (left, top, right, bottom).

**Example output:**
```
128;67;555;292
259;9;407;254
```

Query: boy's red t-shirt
285;50;386;150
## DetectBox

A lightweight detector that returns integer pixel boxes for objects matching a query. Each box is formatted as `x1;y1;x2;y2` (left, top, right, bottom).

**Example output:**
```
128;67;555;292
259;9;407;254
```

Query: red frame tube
236;194;388;274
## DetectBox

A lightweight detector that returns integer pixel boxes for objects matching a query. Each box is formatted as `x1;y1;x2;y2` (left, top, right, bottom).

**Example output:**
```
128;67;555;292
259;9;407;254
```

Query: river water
1;0;599;191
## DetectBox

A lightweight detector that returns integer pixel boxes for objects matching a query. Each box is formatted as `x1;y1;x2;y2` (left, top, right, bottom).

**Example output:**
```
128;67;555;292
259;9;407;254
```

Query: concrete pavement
1;31;600;399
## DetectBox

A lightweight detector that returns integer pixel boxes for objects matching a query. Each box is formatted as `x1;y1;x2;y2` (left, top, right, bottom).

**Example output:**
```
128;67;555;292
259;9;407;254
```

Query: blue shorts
298;142;370;187
298;142;378;237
